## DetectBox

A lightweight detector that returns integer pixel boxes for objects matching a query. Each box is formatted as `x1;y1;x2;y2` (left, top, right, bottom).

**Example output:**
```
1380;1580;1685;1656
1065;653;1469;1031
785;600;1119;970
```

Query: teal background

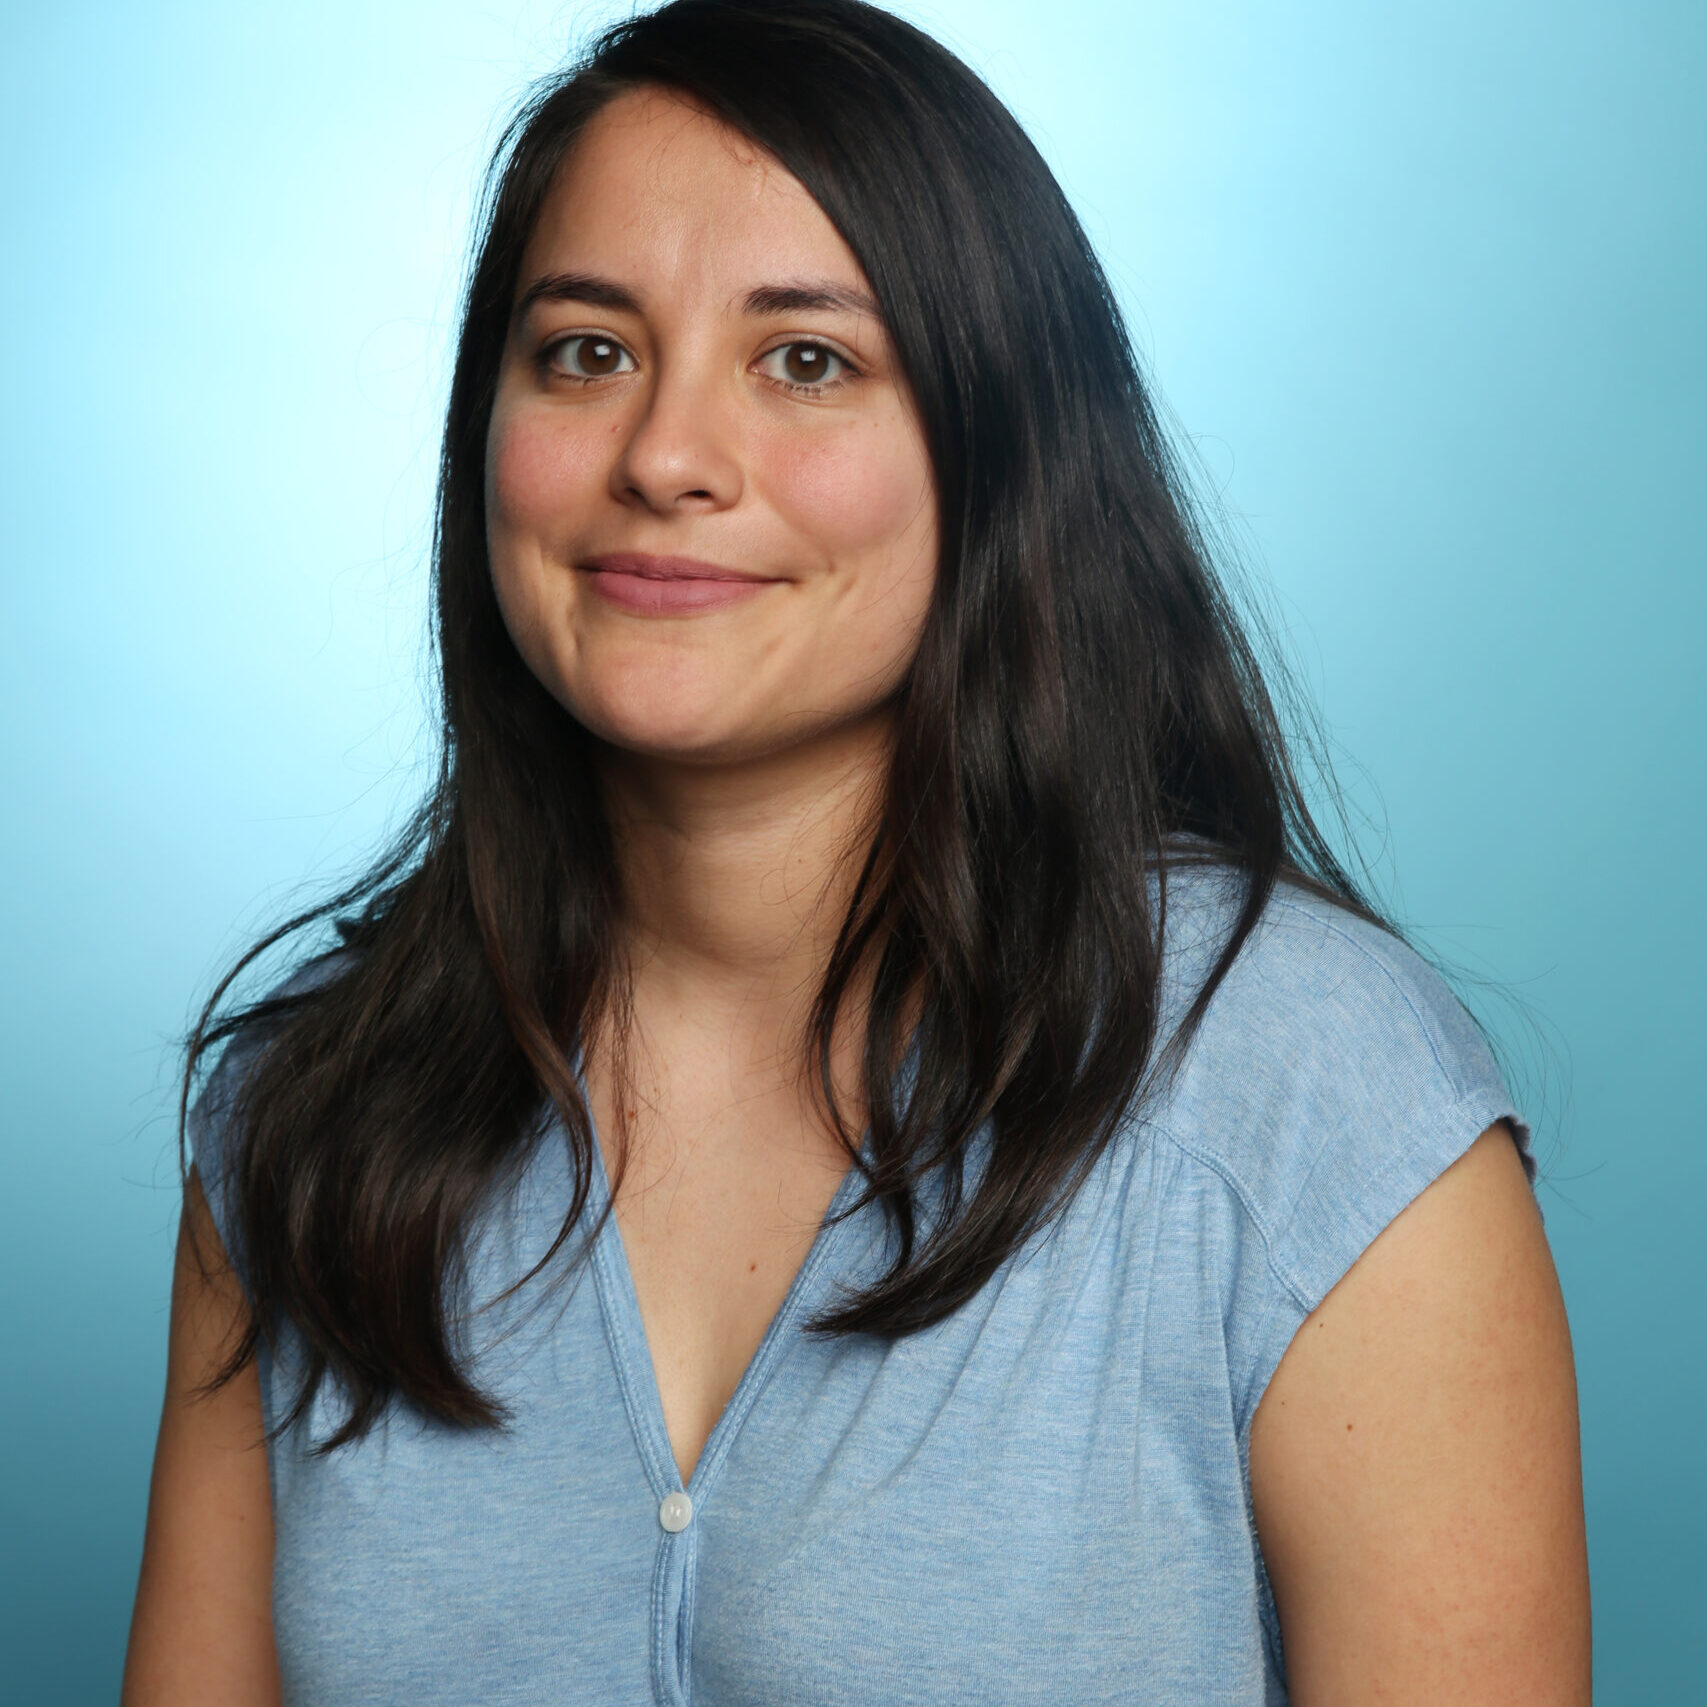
2;0;1701;1698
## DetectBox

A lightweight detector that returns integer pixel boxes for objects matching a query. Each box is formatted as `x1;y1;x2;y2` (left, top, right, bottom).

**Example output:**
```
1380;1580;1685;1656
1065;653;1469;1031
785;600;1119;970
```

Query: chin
568;680;761;765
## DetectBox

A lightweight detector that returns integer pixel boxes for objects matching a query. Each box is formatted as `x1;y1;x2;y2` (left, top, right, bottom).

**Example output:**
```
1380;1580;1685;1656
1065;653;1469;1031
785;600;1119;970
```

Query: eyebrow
513;271;881;323
514;271;642;319
742;281;881;319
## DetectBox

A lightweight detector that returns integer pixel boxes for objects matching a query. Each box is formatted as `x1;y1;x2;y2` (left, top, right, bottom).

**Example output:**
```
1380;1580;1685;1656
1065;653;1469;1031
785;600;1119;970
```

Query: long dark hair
185;0;1377;1448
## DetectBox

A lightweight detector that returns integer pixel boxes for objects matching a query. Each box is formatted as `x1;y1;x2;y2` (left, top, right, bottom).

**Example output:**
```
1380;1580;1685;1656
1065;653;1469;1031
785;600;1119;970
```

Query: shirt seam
1145;1122;1297;1688
1154;1083;1520;1426
1146;1120;1314;1316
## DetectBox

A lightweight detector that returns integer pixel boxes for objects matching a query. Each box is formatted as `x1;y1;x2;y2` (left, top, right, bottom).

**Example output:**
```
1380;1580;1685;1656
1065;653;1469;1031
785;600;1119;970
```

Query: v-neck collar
585;1123;870;1505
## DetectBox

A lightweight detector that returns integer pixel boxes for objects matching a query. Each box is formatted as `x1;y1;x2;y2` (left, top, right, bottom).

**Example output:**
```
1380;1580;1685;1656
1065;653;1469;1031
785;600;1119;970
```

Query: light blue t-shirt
193;870;1527;1705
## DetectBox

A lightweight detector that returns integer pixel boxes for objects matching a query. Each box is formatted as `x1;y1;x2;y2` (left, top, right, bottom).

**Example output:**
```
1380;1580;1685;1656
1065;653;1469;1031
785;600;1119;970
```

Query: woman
125;1;1590;1701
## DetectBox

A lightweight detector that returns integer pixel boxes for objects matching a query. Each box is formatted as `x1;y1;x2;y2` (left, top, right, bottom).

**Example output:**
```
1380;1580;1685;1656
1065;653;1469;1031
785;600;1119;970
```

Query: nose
610;354;743;514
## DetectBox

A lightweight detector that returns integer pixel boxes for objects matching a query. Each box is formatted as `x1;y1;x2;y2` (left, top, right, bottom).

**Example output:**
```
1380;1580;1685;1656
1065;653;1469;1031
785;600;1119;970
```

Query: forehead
520;86;866;299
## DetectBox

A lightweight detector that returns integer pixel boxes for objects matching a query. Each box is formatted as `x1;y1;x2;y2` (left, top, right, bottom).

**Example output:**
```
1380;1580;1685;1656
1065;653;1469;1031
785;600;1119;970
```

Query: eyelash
541;334;636;383
538;333;858;394
754;340;855;394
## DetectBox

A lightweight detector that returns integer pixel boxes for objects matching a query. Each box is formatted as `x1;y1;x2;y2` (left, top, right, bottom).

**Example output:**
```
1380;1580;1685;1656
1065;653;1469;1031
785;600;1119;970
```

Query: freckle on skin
748;1261;758;1273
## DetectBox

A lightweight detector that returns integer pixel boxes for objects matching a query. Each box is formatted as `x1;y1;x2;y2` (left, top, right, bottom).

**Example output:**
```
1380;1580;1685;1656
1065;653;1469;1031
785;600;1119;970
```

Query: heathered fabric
192;871;1527;1705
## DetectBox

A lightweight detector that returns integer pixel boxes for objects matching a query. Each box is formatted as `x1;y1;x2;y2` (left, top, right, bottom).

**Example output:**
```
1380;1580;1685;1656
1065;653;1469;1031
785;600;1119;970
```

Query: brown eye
550;335;635;379
758;341;849;389
784;343;828;383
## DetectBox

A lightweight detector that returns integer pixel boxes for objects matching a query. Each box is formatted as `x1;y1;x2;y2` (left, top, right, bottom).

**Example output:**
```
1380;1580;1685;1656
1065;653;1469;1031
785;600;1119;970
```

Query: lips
579;553;781;615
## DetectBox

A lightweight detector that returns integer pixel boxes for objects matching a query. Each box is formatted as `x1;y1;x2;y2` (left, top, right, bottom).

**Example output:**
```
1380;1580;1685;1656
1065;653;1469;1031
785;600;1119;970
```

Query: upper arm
124;1167;282;1707
1248;1125;1590;1705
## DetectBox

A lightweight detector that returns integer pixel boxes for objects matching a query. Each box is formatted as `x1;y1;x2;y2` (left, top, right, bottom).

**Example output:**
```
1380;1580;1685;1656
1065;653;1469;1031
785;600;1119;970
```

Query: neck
598;711;893;1023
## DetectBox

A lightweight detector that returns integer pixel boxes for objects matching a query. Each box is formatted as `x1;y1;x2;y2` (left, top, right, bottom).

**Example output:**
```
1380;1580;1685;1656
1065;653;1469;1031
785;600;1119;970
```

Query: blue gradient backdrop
3;3;1701;1699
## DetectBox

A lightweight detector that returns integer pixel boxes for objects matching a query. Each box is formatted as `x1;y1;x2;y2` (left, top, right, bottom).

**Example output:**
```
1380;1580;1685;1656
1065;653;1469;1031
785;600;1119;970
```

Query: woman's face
485;86;938;768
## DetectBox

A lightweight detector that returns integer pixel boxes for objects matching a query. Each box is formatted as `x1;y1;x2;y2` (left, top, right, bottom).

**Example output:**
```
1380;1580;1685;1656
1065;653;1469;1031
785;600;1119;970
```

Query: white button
658;1491;694;1533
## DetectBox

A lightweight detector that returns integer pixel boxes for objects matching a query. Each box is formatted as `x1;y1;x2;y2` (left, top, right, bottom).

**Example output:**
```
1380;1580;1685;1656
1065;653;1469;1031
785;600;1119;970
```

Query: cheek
483;406;606;695
752;418;938;716
485;404;613;657
762;415;936;570
486;403;609;550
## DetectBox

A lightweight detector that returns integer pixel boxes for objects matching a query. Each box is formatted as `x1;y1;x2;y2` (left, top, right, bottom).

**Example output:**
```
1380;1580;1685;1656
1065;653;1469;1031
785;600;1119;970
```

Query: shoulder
1164;870;1502;1116
1146;865;1527;1321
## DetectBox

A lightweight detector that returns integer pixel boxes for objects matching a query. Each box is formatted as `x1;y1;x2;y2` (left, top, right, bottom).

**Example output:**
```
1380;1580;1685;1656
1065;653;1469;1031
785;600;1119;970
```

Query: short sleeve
1152;880;1530;1440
